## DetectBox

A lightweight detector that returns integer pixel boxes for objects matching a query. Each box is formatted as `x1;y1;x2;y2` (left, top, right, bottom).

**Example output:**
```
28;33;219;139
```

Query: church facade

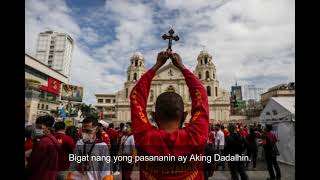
95;50;230;125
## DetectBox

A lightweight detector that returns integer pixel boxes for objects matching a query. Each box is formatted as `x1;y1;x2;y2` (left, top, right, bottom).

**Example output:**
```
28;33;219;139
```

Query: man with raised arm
130;51;209;180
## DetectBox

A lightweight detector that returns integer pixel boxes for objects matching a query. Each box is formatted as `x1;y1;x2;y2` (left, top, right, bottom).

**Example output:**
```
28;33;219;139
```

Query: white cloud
25;0;81;55
154;0;295;90
25;0;123;104
81;27;100;45
25;0;294;104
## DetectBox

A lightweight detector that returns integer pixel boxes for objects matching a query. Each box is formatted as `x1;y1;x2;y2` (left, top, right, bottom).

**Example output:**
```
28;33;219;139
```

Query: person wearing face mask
97;123;111;146
69;116;112;180
106;123;120;175
25;125;34;168
53;121;75;171
120;122;135;180
25;115;60;180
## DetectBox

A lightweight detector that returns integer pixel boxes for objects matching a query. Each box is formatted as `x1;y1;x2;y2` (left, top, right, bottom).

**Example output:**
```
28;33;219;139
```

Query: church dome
200;49;210;56
197;49;213;59
132;51;144;59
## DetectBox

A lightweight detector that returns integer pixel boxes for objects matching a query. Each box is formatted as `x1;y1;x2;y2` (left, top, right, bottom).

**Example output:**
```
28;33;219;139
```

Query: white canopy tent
260;97;295;165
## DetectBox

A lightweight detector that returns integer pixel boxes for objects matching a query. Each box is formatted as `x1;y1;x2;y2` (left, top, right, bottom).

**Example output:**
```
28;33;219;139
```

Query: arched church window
139;61;142;67
126;88;128;98
206;71;209;79
150;90;154;102
128;74;130;81
168;69;173;76
133;73;137;81
213;72;215;79
198;72;201;79
135;60;138;66
201;60;203;65
215;86;218;97
204;57;208;64
206;86;211;96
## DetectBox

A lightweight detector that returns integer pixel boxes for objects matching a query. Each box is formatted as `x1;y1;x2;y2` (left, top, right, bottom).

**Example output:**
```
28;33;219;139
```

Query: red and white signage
39;77;61;95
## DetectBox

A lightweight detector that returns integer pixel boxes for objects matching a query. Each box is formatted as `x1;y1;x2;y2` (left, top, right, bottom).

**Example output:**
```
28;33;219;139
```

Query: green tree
79;103;98;119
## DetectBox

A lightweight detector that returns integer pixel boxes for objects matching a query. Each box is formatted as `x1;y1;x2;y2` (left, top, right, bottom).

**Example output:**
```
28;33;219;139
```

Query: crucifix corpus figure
162;28;179;52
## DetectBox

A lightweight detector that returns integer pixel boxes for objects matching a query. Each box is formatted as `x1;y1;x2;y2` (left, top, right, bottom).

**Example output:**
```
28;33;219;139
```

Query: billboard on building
61;84;83;102
39;77;61;95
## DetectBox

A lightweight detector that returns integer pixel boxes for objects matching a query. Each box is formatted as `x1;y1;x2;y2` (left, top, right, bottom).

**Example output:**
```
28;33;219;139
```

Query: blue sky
25;0;295;104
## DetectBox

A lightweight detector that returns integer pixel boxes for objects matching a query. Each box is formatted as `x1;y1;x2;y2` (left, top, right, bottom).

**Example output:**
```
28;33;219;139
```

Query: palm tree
79;103;98;118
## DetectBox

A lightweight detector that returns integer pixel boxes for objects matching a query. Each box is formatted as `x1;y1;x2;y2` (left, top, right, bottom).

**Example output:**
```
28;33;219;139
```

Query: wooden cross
162;28;179;51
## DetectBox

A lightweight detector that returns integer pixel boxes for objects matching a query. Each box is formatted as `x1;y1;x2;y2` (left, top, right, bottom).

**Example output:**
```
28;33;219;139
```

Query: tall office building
242;85;266;101
35;31;74;78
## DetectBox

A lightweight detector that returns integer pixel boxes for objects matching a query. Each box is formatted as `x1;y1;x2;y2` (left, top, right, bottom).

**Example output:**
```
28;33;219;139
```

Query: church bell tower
127;52;146;82
124;52;146;100
195;49;219;99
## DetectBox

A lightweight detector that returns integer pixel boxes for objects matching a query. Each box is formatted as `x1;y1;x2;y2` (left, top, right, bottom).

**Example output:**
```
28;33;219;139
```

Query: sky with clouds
25;0;295;104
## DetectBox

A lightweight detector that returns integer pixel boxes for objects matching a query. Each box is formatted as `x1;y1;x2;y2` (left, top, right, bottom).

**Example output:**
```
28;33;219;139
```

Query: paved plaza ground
208;160;295;180
114;160;295;180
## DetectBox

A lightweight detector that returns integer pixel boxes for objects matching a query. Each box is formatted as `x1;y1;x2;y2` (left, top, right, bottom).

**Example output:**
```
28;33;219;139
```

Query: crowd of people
25;115;136;180
204;122;281;180
25;51;282;180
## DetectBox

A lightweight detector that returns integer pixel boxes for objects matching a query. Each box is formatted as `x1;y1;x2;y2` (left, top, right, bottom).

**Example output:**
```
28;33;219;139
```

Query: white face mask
31;128;44;139
82;133;95;143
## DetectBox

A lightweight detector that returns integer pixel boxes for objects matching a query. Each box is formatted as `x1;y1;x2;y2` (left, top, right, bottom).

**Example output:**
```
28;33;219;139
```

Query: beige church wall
105;50;231;125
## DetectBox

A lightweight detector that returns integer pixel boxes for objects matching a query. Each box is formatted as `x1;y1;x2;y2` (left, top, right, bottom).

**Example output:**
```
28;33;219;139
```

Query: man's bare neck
159;121;180;133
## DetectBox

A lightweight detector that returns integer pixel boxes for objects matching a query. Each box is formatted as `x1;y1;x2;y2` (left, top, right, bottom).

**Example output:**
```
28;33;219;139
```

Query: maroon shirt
26;134;59;180
265;131;277;144
54;132;75;170
263;131;278;152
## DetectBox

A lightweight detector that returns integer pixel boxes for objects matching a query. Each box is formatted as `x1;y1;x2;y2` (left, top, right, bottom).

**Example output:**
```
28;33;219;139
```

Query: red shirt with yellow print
130;68;209;180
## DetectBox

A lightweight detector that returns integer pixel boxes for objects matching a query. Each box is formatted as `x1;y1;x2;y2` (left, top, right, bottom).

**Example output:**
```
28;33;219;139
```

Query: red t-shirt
106;128;118;140
101;131;111;145
26;134;59;180
207;131;214;144
25;138;33;151
117;130;124;142
241;130;248;138
130;68;209;180
223;128;230;138
54;132;75;171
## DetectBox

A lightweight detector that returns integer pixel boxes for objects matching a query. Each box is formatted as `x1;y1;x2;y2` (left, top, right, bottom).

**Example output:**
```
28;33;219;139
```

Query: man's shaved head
155;92;184;121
